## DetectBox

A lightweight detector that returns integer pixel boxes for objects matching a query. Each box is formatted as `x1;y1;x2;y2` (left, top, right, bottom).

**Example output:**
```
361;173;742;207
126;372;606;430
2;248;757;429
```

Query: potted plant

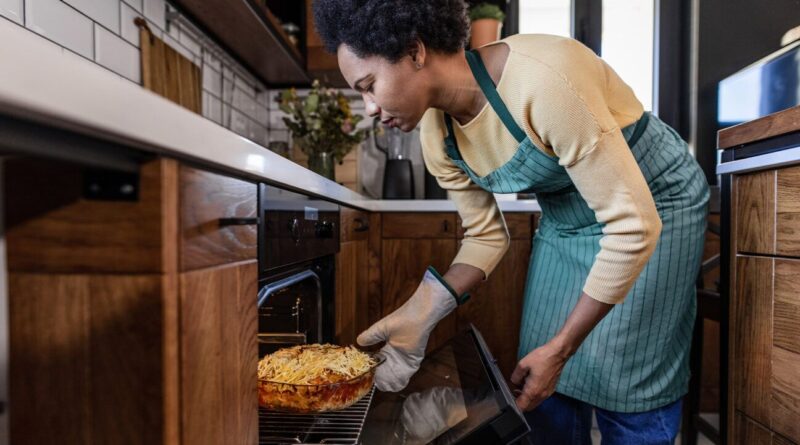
277;80;366;180
469;3;506;48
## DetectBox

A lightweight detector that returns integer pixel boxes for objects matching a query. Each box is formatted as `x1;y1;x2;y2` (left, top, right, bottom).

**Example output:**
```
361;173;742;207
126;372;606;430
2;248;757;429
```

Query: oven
256;184;339;356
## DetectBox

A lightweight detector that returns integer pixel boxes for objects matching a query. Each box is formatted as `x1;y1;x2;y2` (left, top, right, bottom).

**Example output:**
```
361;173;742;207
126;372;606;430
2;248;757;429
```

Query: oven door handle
257;269;321;309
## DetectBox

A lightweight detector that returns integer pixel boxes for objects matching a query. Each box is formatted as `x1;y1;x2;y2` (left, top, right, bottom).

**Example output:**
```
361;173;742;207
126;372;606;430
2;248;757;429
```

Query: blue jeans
525;393;682;445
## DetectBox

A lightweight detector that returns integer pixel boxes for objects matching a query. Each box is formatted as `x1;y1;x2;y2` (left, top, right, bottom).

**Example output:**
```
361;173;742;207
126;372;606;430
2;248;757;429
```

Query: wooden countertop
718;105;800;150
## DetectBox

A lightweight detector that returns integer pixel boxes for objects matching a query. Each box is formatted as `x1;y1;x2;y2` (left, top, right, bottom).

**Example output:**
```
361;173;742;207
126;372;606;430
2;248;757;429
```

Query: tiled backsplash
0;0;273;146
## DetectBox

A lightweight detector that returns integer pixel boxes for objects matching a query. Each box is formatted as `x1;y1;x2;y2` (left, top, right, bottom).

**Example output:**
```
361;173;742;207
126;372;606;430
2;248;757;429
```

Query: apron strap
465;50;528;143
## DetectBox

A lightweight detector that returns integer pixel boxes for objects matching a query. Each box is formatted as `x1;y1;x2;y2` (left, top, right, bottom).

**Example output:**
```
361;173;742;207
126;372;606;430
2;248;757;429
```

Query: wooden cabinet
5;158;258;444
335;208;371;345
730;166;800;444
376;211;537;376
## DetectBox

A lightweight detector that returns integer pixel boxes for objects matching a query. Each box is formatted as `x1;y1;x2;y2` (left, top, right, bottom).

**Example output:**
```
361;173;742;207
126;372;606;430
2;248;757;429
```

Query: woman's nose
365;97;381;117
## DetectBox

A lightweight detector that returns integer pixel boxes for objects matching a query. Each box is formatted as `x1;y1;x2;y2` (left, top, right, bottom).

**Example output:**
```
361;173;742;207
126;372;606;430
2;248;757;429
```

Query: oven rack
258;387;375;444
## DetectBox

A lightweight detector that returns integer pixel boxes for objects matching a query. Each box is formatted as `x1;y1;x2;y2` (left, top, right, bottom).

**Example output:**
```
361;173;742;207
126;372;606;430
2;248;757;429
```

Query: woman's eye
366;84;374;93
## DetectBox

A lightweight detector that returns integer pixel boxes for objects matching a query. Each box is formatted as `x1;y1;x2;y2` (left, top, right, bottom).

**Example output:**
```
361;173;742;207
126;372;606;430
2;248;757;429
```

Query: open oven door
361;325;533;445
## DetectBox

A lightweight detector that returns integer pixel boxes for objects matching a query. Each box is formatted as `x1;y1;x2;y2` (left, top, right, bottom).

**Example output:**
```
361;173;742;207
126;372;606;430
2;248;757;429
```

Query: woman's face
338;44;430;132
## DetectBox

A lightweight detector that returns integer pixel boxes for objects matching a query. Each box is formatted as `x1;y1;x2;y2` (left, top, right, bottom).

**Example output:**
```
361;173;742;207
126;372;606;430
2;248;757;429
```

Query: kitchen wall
0;0;274;147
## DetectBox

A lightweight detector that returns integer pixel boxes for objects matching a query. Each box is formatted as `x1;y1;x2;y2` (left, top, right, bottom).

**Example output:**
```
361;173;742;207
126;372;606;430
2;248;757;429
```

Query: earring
415;62;423;69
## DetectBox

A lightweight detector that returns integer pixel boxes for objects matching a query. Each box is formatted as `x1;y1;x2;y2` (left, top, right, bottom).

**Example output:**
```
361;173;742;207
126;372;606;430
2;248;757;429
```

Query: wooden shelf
172;0;311;87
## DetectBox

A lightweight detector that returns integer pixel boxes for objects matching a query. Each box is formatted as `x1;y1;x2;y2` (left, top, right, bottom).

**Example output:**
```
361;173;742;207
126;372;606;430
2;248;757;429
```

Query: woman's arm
511;292;613;411
443;263;486;296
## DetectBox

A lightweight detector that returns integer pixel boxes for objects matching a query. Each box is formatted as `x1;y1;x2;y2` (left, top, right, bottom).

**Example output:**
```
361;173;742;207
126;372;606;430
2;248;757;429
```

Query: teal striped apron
443;50;709;412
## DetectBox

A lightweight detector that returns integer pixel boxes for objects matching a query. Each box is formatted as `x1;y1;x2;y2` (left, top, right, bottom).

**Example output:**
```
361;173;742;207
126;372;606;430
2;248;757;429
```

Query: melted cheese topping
258;344;376;385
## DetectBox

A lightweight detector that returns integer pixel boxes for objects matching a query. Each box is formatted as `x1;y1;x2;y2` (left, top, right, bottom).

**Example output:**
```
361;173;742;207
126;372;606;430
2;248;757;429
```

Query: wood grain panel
458;238;532;377
734;412;773;445
772;434;795;445
457;212;534;240
382;213;456;239
734;256;773;425
180;166;257;271
340;208;369;243
774;260;800;354
771;346;800;443
735;171;776;255
776;166;800;257
180;261;258;445
9;273;169;445
9;274;91;445
139;21;201;113
718;105;800;149
335;240;369;345
5;159;171;274
367;213;383;327
221;262;258;445
382;238;458;352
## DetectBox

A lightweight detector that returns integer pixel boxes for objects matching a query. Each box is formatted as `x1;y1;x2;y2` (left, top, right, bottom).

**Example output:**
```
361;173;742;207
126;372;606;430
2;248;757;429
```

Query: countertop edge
716;146;800;175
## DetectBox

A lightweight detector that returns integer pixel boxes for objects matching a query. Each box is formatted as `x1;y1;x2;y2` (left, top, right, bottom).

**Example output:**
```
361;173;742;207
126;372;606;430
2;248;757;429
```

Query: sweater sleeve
419;110;510;278
529;40;662;304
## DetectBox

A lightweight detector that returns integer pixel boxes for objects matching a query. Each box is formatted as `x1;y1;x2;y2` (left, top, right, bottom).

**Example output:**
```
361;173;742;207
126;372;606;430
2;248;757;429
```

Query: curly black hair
313;0;469;62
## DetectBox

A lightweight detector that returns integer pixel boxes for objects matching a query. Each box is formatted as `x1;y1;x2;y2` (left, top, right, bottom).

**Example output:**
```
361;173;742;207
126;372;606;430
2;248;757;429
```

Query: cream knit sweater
420;34;662;304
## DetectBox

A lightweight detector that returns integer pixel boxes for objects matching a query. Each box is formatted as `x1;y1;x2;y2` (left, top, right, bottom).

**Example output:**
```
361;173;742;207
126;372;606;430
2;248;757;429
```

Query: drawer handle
442;220;449;232
219;217;260;227
354;218;369;232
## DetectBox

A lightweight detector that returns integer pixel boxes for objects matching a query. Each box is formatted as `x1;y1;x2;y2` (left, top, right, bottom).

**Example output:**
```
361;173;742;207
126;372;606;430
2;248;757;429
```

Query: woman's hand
511;292;616;411
510;340;570;411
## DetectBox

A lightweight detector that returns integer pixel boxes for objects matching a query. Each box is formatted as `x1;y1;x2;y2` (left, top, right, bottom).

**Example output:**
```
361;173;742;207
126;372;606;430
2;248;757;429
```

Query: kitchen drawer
776;166;800;257
340;207;370;242
457;212;535;240
180;166;258;271
771;346;800;443
382;212;456;239
735;170;776;255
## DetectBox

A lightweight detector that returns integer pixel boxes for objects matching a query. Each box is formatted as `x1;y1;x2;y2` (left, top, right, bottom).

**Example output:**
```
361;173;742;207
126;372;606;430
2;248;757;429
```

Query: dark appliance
717;39;800;129
256;184;339;356
372;117;415;199
360;325;532;445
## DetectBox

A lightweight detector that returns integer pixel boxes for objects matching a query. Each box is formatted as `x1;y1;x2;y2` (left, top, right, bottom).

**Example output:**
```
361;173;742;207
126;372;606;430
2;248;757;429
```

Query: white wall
0;0;272;147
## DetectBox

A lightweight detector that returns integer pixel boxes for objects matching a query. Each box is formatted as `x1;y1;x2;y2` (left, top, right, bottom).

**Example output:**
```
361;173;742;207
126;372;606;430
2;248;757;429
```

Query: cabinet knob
442;220;449;232
354;218;369;232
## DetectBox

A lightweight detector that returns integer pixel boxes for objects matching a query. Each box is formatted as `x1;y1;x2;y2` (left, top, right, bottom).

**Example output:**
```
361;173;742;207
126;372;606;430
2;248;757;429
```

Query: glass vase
307;151;335;181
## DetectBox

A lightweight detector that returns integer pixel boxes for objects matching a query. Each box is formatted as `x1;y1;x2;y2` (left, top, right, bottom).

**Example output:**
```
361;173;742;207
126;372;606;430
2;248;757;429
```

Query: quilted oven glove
357;266;467;392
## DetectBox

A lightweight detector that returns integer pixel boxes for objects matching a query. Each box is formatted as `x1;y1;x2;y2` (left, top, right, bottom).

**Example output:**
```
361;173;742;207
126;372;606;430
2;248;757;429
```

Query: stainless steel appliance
372;118;416;199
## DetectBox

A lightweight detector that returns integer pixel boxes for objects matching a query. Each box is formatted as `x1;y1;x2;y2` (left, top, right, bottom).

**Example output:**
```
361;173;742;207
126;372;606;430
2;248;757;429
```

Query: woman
314;1;709;443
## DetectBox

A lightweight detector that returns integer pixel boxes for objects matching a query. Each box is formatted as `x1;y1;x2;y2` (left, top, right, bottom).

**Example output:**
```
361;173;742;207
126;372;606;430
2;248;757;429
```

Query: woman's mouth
381;117;397;127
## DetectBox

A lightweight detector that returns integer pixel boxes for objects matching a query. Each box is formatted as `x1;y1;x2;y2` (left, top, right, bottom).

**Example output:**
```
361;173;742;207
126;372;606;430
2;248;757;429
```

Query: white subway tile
120;2;143;47
203;50;221;71
123;0;142;13
203;92;222;125
222;77;234;104
202;64;221;97
233;74;257;97
178;27;201;57
233;86;257;118
143;0;165;31
0;0;23;25
64;0;120;33
252;123;267;146
230;108;249;137
94;24;141;83
26;0;94;59
256;104;269;125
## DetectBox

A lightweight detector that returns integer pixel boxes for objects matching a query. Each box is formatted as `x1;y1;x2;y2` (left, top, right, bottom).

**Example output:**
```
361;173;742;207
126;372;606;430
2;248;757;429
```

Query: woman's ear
409;40;427;69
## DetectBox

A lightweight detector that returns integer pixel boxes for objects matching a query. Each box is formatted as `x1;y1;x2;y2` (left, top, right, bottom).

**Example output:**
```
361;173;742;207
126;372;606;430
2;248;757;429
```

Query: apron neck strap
465;50;527;143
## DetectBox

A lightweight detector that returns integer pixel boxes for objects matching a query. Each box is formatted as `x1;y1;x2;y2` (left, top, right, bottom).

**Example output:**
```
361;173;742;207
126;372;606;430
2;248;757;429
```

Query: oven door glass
258;269;322;356
362;325;531;445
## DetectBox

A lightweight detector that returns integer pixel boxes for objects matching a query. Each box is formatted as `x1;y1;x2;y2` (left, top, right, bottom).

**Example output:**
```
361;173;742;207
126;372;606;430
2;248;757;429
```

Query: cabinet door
734;412;772;445
381;238;458;352
776;166;800;257
733;256;773;426
772;259;800;443
336;239;369;345
180;261;258;445
735;171;776;255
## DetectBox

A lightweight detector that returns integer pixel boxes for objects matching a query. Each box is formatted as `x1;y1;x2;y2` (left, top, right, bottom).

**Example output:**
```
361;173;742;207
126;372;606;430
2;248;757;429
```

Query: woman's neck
428;50;486;125
429;44;509;126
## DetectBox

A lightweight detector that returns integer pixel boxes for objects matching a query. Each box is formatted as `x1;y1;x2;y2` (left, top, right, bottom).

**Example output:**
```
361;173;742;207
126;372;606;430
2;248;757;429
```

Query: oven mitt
401;387;468;444
357;266;466;392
